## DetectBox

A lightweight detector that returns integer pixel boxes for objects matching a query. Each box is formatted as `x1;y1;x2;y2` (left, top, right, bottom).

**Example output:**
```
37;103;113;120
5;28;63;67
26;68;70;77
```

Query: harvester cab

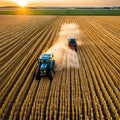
35;54;55;81
68;38;77;52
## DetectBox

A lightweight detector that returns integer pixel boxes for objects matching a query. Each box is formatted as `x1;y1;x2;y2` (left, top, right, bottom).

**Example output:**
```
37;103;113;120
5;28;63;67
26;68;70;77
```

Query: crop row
0;16;120;120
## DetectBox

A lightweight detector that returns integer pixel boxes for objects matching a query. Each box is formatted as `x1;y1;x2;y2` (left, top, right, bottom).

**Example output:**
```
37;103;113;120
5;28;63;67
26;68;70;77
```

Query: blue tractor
35;54;55;81
68;38;77;52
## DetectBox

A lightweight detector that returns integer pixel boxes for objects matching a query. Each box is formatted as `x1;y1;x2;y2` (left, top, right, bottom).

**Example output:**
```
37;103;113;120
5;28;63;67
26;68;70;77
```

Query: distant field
0;9;120;15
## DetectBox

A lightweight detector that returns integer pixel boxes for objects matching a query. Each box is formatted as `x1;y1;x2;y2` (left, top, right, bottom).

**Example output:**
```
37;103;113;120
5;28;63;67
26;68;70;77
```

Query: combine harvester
35;54;55;81
68;37;77;52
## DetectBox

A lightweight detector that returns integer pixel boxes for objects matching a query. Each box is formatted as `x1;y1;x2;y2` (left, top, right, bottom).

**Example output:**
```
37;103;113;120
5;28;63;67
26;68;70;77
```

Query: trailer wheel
35;69;40;80
75;48;77;52
75;46;77;52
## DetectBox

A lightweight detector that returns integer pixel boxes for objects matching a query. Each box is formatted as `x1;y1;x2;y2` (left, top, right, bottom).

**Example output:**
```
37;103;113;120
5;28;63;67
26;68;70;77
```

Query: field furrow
0;16;120;120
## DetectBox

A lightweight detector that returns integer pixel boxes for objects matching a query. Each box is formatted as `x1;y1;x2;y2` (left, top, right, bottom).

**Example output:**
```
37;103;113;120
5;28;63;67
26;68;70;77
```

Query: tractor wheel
75;47;77;52
48;70;53;81
35;69;40;80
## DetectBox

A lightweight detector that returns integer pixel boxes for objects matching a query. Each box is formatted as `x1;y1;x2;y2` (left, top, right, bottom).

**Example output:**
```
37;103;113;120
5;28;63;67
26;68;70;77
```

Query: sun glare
16;1;27;7
18;1;27;7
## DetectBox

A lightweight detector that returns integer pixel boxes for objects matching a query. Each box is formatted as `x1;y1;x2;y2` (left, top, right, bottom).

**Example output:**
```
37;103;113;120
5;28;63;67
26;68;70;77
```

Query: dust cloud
46;23;80;71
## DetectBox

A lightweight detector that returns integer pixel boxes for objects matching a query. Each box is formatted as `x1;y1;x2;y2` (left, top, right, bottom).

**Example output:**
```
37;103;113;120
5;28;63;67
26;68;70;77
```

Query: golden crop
0;16;120;120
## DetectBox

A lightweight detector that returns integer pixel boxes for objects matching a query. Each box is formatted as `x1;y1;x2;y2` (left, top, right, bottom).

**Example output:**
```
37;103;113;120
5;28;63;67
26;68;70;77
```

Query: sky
0;0;120;7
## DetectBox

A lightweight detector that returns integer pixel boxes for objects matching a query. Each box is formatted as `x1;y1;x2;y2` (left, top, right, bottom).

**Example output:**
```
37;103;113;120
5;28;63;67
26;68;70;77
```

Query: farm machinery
35;54;55;81
68;38;77;52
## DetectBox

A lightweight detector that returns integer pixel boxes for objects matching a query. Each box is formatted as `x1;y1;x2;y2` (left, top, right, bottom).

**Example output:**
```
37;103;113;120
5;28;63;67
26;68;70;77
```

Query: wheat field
0;15;120;120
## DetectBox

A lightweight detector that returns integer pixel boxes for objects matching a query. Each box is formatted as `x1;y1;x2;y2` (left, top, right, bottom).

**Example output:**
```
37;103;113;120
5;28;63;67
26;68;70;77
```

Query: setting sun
18;1;27;7
15;0;28;7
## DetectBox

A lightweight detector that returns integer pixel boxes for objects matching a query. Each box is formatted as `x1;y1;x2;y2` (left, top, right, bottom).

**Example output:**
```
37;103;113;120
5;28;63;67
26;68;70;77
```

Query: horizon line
0;5;120;7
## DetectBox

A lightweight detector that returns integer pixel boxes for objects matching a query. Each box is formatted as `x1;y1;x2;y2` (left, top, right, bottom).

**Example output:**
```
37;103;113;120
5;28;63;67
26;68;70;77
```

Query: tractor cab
68;38;77;52
35;54;55;81
38;54;51;66
68;38;76;43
